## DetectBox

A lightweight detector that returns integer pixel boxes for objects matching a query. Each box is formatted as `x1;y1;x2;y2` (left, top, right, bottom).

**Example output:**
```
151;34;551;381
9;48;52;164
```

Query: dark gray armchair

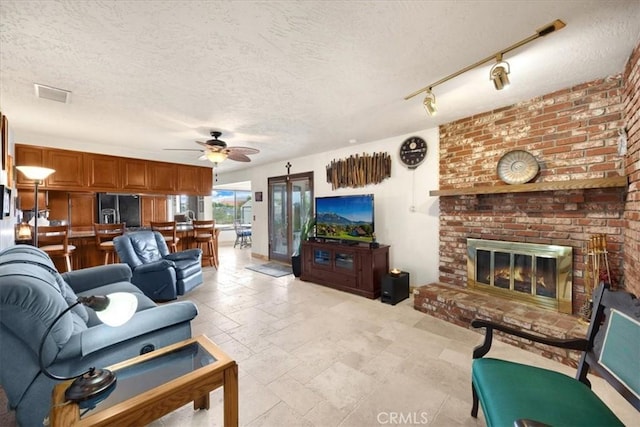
0;245;198;426
114;230;203;301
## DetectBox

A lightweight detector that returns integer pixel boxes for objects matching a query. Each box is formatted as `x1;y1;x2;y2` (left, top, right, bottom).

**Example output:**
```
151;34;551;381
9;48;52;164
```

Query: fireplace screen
468;239;572;313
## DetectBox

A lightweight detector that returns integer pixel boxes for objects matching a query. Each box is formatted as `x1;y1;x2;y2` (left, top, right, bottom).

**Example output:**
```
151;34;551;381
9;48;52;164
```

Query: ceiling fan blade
227;152;251;162
196;141;213;149
229;146;260;155
163;148;203;152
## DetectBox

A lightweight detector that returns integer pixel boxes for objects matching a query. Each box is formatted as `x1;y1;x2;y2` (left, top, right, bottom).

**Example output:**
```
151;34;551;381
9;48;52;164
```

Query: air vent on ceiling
34;83;71;103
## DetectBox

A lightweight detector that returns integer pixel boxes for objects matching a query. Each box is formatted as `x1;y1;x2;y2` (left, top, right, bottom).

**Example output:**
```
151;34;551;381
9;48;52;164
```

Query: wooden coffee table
49;335;238;426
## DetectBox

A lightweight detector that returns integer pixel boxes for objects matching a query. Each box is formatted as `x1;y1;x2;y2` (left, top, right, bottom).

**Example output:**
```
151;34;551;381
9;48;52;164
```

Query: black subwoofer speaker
381;272;410;305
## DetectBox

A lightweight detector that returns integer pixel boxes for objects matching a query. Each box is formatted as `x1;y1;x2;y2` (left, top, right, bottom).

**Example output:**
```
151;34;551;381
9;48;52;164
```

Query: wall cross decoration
286;162;292;175
326;152;391;190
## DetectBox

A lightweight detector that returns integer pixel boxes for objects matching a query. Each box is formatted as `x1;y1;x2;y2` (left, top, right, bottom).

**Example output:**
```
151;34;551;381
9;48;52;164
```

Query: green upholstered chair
470;283;639;427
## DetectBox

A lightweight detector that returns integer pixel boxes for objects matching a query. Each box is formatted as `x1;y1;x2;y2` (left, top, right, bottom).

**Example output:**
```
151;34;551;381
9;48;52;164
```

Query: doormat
246;262;292;278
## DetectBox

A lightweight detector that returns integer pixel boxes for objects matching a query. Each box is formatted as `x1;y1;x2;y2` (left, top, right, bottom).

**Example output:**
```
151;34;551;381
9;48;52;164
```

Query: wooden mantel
429;176;628;197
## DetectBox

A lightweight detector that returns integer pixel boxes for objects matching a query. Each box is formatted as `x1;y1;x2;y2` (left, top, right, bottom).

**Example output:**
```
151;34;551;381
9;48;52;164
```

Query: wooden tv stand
300;240;389;299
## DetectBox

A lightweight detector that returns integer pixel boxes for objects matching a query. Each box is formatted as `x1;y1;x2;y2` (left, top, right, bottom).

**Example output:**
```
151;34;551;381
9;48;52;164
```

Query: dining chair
93;223;126;264
36;224;76;272
233;221;252;248
150;221;179;253
191;220;218;268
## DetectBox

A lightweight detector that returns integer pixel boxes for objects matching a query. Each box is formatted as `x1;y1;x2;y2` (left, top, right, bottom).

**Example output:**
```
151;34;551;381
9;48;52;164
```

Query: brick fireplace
414;74;630;366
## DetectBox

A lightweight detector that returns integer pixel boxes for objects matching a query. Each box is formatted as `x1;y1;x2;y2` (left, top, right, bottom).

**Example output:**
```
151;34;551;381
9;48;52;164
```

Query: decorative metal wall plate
497;150;539;185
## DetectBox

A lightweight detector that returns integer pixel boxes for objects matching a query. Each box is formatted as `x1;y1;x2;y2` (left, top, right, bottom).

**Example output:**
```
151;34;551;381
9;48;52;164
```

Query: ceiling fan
166;131;259;163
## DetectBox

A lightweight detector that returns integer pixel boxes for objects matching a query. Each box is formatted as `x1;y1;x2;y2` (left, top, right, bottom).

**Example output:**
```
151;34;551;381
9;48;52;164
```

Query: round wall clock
399;136;427;169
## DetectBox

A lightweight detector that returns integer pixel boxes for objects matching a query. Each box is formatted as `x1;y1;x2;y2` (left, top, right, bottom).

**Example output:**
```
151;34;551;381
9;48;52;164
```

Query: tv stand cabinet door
300;241;388;299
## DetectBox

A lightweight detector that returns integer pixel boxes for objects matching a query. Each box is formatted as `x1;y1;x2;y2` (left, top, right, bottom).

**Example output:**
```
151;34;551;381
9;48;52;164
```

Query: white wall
0;127;17;250
218;128;440;286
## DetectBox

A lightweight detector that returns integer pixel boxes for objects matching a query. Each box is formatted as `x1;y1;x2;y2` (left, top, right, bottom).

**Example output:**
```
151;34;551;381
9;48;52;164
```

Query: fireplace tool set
581;234;611;321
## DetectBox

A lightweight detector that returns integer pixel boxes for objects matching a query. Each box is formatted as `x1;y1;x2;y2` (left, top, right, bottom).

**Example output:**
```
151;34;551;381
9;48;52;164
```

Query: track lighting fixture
490;54;510;90
423;90;437;116
404;19;566;115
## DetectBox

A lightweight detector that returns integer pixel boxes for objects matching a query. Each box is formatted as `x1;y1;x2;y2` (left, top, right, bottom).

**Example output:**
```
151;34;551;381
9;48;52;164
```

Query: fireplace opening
468;239;572;313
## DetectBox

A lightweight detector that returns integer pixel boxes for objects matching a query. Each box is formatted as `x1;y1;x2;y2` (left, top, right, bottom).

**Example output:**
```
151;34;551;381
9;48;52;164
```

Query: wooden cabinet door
198;167;213;195
148;162;176;193
121;158;148;191
46;149;85;189
153;196;168;221
47;191;69;223
176;165;199;194
18;190;47;211
69;193;96;228
85;154;120;190
141;196;168;226
141;196;153;226
15;145;45;186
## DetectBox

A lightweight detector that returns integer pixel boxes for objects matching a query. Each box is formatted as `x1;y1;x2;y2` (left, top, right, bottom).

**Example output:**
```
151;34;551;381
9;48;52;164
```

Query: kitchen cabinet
199;167;213;194
121;158;148;191
18;191;47;212
16;144;211;196
16;146;84;189
176;164;212;195
148;162;176;193
45;150;85;189
85;154;120;190
15;145;45;185
69;193;96;228
141;195;168;226
177;165;200;194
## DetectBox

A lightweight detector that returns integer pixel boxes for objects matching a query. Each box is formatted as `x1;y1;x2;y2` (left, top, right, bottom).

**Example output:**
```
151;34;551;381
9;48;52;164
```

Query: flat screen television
315;194;374;243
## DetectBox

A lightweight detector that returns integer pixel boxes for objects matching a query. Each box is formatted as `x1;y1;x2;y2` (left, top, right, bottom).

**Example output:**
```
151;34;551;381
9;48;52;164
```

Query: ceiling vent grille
34;83;71;103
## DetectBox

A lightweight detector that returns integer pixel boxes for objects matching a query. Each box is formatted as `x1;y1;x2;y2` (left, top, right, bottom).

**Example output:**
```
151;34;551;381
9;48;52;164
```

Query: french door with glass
268;172;313;263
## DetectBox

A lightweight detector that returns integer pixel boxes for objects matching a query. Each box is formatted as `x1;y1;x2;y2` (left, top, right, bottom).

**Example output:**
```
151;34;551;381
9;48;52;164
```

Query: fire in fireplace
467;239;573;313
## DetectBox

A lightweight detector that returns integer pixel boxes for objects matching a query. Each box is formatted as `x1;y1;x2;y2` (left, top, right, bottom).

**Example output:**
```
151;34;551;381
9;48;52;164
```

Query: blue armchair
114;230;203;301
0;245;198;427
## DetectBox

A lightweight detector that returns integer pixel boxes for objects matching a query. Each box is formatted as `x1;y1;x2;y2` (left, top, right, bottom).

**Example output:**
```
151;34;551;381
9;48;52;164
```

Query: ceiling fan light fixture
205;151;228;163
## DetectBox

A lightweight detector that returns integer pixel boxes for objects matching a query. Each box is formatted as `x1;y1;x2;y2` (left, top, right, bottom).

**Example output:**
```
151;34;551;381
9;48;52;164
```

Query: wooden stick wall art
326;152;391;190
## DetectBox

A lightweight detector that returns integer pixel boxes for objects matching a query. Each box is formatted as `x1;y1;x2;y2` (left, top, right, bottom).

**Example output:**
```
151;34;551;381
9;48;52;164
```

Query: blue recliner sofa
114;230;203;301
0;245;198;426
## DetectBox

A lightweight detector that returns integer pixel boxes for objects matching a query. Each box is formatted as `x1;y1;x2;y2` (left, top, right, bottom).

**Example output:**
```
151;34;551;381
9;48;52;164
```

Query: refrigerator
97;194;141;227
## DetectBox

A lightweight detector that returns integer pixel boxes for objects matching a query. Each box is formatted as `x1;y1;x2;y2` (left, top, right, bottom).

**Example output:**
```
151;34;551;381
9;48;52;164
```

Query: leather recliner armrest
165;249;202;261
62;264;133;294
134;259;176;273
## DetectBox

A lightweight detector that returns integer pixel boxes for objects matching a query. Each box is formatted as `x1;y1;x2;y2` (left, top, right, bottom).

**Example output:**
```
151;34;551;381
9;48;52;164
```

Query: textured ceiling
1;1;639;173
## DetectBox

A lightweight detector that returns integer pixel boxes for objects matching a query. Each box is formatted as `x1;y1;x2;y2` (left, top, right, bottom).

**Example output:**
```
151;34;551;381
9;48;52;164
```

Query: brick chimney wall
438;76;628;314
623;42;640;297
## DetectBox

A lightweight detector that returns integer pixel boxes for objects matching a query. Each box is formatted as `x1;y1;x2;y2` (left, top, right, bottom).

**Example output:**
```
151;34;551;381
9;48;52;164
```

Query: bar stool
150;221;179;253
192;220;218;268
37;225;76;272
93;223;125;264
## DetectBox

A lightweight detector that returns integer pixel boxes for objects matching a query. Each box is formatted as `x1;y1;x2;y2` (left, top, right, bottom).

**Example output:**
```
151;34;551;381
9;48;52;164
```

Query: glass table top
79;342;216;417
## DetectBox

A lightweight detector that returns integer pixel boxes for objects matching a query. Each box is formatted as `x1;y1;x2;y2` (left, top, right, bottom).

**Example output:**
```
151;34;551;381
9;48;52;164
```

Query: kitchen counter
18;224;229;271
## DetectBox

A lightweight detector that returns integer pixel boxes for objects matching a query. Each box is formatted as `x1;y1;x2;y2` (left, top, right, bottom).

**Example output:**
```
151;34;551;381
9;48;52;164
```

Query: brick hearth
414;283;588;368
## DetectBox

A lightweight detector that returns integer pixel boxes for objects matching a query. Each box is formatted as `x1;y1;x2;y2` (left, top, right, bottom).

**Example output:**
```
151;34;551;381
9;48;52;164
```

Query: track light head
490;57;510;90
423;90;437;116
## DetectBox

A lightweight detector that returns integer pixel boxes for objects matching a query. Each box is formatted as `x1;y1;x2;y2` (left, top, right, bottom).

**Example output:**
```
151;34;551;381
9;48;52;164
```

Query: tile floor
150;246;638;426
2;245;637;426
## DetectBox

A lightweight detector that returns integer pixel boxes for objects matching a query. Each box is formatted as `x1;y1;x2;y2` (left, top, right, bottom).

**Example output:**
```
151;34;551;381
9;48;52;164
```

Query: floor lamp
16;166;55;246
